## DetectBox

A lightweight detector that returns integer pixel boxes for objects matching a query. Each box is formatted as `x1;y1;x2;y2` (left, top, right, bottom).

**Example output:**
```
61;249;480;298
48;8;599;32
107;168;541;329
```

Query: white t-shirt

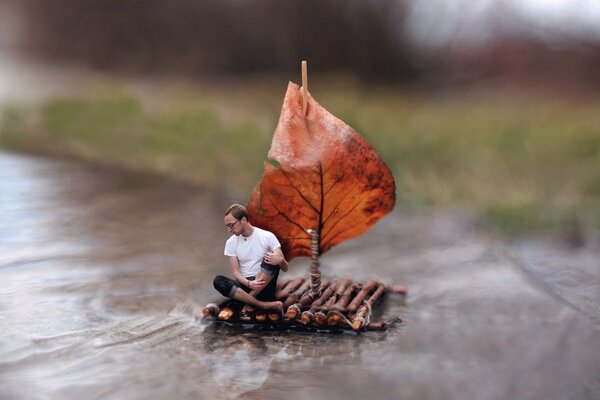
224;227;281;278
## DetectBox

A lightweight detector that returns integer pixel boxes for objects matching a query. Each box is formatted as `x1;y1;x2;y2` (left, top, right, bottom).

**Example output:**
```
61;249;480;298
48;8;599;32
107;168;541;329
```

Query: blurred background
2;3;600;400
1;0;599;236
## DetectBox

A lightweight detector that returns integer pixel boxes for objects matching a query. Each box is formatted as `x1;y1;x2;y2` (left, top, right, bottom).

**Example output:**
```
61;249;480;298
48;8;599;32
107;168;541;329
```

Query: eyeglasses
225;219;241;229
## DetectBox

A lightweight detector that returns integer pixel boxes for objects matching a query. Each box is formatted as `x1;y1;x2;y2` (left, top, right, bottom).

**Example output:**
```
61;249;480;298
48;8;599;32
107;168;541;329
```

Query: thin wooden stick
276;277;305;300
302;60;308;116
351;303;371;330
283;279;311;308
350;282;385;330
365;321;390;331
198;303;219;319
255;310;267;322
285;303;302;320
299;310;313;325
240;305;254;321
199;298;232;319
297;279;330;309
277;278;295;292
332;280;359;311
388;283;409;295
268;310;282;322
314;310;327;325
311;280;338;309
300;280;337;324
218;307;234;321
367;282;386;306
326;309;352;327
347;279;378;312
314;294;338;325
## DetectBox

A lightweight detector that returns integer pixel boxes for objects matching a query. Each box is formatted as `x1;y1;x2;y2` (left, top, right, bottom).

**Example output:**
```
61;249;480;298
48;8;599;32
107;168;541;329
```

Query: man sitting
213;203;288;310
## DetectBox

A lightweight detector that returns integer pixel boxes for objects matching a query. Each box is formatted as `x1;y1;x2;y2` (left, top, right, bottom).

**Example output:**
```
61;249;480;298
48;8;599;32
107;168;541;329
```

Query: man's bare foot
242;305;254;313
261;301;283;311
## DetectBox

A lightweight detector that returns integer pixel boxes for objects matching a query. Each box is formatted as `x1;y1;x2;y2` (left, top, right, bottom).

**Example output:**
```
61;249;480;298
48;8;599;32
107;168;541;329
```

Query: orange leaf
248;82;395;261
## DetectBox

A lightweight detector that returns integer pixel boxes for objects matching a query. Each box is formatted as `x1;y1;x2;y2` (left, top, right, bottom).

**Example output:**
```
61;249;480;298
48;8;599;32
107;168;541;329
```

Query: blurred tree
17;0;417;82
12;0;600;89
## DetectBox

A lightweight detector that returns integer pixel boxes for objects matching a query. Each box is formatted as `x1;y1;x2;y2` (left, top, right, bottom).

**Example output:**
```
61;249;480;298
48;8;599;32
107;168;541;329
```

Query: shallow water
1;150;599;400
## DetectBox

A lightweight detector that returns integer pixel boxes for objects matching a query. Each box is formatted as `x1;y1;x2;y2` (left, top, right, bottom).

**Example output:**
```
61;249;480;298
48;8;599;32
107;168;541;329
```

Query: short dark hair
224;203;248;220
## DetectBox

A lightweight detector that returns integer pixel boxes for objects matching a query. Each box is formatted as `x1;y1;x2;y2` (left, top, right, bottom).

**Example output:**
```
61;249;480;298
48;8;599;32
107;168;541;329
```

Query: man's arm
247;269;272;297
248;247;286;297
264;247;288;272
229;256;266;291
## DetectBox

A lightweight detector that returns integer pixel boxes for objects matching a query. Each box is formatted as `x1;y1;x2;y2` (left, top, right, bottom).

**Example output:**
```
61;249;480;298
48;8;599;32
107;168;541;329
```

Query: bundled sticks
200;277;406;332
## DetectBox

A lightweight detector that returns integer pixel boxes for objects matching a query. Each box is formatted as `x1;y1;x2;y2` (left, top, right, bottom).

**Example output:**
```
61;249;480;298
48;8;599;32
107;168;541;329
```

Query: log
332;281;359;311
199;303;219;319
255;310;267;322
268;310;282;322
200;298;232;319
352;318;365;330
205;278;400;332
315;294;338;325
285;303;302;320
367;282;386;306
239;306;254;321
276;279;287;290
347;279;378;312
351;304;370;330
218;307;234;321
326;311;340;326
351;283;385;330
314;311;327;326
334;278;353;302
301;279;330;307
300;310;313;325
388;283;409;295
299;279;337;325
322;292;338;309
275;277;305;300
326;309;350;327
283;279;311;308
310;280;338;309
285;280;328;321
365;321;390;331
323;287;350;326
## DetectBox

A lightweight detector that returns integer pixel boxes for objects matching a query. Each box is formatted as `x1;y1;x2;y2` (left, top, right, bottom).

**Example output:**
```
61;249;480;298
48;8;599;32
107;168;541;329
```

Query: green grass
1;82;599;235
317;89;600;233
0;90;272;189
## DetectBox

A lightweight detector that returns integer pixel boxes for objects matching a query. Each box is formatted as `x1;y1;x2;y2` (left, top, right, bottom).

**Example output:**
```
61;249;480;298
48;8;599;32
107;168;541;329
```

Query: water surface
1;150;599;400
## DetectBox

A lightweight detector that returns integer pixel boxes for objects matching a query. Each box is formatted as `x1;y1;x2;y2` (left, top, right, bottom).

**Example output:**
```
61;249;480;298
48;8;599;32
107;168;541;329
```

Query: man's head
224;203;248;235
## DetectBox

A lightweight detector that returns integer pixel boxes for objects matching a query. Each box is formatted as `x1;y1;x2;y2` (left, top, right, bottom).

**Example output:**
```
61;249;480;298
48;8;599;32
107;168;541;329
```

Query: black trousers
213;261;279;302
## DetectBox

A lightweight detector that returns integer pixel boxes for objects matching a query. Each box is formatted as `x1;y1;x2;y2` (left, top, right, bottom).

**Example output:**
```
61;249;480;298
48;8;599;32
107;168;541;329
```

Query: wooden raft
200;277;407;332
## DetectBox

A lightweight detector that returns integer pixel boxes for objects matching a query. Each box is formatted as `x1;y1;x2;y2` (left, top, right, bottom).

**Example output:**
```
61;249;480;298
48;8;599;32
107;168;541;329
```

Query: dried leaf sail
248;82;395;261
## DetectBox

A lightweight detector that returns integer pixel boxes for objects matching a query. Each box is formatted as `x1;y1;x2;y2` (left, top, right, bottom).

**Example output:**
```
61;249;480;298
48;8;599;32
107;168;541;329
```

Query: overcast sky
405;0;600;49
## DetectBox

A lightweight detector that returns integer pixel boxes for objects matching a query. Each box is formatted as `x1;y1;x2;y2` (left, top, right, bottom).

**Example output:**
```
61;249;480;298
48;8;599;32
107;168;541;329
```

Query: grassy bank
1;80;599;236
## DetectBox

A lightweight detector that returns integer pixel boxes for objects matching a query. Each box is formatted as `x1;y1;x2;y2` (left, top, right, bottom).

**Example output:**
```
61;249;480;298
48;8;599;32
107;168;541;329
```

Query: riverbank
1;72;599;237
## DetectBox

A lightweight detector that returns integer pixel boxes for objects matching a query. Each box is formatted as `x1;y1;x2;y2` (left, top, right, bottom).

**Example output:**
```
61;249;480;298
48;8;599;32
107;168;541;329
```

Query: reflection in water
1;150;599;400
200;324;390;399
205;332;275;397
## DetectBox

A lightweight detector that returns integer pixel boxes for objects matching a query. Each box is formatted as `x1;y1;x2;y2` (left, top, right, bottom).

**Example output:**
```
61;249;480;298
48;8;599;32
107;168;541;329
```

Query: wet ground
1;150;599;400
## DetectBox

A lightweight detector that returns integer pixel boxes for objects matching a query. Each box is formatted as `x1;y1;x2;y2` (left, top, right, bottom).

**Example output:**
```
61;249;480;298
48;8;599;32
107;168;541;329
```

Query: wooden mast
302;60;308;116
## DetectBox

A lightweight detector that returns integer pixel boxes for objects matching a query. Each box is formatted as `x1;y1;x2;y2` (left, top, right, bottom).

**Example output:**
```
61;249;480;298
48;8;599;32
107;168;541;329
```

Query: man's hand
264;250;284;265
249;278;266;290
